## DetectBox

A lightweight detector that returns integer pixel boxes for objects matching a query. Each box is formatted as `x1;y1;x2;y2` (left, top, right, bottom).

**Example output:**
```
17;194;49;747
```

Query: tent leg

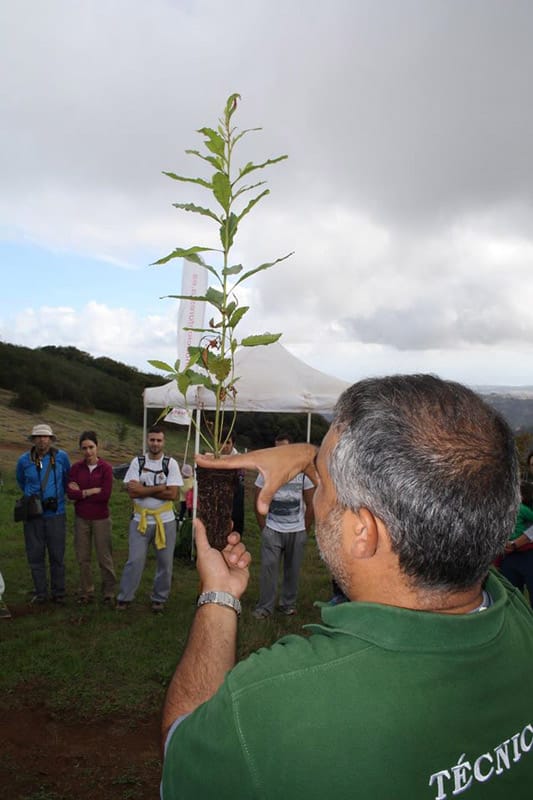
306;412;311;443
142;405;147;452
191;406;202;560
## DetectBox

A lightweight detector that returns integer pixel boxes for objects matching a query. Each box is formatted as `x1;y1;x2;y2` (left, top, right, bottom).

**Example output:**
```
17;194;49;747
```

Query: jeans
256;526;307;613
117;518;177;603
23;514;66;599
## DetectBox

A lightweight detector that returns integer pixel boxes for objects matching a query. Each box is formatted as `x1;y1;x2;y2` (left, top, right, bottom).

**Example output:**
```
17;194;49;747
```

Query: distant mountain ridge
474;387;533;431
474;385;533;399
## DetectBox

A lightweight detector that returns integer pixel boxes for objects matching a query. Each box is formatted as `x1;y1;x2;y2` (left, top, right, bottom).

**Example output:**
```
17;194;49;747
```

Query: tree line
1;341;330;445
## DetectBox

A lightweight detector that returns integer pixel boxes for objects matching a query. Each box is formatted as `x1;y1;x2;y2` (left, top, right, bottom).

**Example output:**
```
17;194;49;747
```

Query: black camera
43;497;58;512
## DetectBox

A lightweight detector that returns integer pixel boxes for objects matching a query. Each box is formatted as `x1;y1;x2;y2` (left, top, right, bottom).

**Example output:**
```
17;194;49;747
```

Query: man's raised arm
161;519;251;749
196;443;319;515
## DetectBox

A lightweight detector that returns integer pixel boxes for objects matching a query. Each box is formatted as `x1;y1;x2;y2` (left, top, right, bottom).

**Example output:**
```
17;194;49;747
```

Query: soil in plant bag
196;466;238;550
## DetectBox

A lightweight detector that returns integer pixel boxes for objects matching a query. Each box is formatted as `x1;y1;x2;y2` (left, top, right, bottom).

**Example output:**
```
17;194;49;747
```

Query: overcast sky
1;0;533;387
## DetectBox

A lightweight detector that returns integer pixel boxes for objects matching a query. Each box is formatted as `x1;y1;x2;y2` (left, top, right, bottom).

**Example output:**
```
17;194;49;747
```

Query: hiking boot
116;600;130;611
51;596;66;606
251;608;271;620
77;595;93;605
0;601;12;619
151;602;164;614
29;595;47;606
277;605;297;616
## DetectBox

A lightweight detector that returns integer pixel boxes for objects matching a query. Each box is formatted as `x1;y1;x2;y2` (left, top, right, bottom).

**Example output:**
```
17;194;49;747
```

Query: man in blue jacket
16;424;71;605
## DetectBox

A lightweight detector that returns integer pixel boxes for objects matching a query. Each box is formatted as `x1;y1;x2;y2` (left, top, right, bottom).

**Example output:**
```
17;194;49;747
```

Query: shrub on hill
10;384;49;413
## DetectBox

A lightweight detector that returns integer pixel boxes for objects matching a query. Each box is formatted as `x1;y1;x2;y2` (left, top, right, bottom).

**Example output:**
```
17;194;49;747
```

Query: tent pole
306;412;311;443
142;404;147;452
182;421;193;466
191;404;201;559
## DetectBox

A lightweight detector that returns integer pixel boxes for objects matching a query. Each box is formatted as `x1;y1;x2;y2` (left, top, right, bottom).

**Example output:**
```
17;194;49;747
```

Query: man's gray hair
329;374;519;591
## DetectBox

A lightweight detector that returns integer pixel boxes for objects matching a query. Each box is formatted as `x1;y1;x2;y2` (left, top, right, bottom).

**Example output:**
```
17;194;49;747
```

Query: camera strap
33;450;56;497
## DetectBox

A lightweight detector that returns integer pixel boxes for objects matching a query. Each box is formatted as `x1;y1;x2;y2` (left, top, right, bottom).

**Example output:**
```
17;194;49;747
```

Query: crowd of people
3;421;320;619
4;423;185;614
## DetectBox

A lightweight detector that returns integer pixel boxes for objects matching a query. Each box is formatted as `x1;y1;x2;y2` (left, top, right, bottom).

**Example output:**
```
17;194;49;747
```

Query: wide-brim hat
29;424;56;441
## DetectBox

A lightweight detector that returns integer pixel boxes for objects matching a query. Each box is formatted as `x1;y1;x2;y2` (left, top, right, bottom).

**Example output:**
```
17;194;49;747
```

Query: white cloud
2;301;178;372
1;0;533;385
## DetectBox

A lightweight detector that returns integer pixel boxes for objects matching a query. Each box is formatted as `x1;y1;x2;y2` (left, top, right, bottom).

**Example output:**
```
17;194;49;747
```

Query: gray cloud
1;0;533;382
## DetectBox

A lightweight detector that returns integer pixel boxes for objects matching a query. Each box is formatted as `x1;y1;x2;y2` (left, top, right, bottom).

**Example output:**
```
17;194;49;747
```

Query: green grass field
0;391;332;721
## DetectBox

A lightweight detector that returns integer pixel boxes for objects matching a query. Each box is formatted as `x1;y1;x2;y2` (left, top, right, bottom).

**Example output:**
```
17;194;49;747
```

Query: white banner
177;258;208;367
164;407;193;426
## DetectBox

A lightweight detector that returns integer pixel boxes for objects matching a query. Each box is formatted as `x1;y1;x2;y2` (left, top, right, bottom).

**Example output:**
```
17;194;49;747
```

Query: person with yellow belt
116;426;182;613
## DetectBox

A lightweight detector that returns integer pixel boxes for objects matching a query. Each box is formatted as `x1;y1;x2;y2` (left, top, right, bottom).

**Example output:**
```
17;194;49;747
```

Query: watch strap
197;590;241;616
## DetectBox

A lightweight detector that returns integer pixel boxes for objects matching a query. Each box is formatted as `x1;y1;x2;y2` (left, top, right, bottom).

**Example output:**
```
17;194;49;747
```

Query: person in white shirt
116;426;182;613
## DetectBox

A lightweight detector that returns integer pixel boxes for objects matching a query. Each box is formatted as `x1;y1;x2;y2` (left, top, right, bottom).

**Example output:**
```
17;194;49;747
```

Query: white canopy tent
142;342;351;442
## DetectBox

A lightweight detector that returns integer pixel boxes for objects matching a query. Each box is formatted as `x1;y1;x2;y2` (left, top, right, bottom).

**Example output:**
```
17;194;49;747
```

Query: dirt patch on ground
0;704;162;800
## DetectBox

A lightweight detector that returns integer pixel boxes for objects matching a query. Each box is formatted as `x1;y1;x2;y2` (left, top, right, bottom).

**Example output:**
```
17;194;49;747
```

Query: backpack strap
138;454;170;478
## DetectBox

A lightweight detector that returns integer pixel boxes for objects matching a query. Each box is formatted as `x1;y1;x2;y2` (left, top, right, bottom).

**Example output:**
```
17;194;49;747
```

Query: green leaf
186;347;204;368
219;212;238;249
232;180;266;200
198;127;225;157
212;171;231;212
164;294;211;304
177;372;192;396
187;370;217;391
233;127;262;146
241;333;282;347
151;245;217;267
173;202;221;223
225;300;236;318
229;306;249;327
236;189;269;224
206;286;224;310
162;171;212;189
207;354;232;382
182;326;217;335
224;93;241;121
222;264;243;276
235;155;288;183
185;149;223;171
174;358;181;371
233;252;294;288
148;359;175;372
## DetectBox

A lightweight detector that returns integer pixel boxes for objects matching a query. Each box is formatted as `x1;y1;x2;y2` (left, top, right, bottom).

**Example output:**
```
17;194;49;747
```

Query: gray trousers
117;518;177;604
256;526;307;613
23;514;66;599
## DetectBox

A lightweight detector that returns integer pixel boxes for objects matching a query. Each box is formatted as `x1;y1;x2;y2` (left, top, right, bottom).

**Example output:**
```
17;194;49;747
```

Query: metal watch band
197;591;241;616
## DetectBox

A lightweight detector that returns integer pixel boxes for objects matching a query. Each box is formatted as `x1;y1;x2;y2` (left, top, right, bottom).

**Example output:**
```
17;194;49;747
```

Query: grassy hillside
0;387;188;472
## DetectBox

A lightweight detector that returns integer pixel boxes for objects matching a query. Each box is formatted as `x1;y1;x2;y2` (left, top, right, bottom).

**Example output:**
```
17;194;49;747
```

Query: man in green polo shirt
161;375;533;799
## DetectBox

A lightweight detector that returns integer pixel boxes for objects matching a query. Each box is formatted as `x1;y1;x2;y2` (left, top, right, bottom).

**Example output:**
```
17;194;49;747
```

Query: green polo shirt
162;572;533;799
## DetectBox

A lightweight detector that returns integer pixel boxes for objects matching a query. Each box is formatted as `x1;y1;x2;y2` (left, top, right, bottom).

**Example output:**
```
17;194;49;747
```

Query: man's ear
340;506;379;560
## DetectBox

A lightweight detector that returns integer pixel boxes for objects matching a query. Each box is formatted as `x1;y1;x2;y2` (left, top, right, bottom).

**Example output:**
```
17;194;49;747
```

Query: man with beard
116;426;181;613
16;424;71;605
161;376;533;799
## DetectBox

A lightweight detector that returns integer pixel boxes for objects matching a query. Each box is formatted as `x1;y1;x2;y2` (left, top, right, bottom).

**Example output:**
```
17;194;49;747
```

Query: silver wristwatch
197;591;241;616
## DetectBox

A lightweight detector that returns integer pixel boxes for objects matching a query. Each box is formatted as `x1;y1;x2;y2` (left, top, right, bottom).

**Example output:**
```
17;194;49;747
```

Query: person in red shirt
67;431;116;605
